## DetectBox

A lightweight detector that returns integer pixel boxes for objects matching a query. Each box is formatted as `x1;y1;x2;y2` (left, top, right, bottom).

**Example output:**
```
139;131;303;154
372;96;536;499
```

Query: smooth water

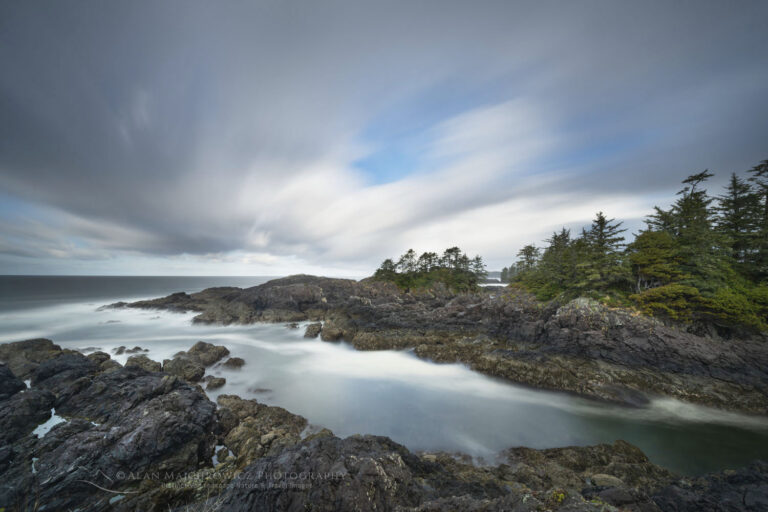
2;276;768;475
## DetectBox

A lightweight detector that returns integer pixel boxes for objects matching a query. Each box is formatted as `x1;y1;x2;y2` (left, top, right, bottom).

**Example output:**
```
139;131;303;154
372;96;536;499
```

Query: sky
0;1;767;276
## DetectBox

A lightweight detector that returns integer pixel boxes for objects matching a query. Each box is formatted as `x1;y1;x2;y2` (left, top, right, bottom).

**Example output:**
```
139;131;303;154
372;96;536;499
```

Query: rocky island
2;275;767;511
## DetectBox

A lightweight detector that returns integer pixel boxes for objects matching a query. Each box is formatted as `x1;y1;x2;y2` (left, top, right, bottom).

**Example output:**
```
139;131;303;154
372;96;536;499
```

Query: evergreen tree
516;245;540;271
580;211;628;291
500;267;509;283
397;249;417;273
716;172;757;267
748;160;768;282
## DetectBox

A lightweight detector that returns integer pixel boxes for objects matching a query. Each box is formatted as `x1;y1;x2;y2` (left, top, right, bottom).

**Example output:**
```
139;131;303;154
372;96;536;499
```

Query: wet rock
163;354;205;382
0;388;55;445
0;365;217;511
590;473;625;487
222;357;245;369
100;359;122;373
124;346;148;354
0;363;25;399
287;322;299;329
653;461;768;511
188;341;230;366
215;395;307;468
31;352;98;396
304;322;322;338
205;376;226;390
86;351;112;366
0;338;64;379
113;345;126;355
125;354;162;372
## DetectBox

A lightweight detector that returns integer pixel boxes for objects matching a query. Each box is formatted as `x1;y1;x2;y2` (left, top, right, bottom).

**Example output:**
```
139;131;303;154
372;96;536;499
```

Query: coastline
2;337;766;510
118;275;768;415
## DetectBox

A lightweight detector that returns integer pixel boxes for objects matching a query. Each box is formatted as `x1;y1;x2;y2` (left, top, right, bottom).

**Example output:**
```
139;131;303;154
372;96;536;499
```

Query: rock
99;359;122;373
205;376;226;390
86;351;111;365
113;345;126;355
0;365;217;510
287;322;299;329
0;338;64;379
0;363;25;399
163;354;205;382
0;388;56;444
222;357;245;369
188;341;230;366
652;461;768;511
31;352;99;396
304;322;322;338
125;354;162;372
215;395;308;469
124;346;148;354
590;473;625;487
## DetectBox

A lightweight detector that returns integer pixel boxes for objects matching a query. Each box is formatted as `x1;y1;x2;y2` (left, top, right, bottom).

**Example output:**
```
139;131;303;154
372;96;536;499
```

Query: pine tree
748;160;768;282
516;245;540;271
716;172;757;269
397;249;417;273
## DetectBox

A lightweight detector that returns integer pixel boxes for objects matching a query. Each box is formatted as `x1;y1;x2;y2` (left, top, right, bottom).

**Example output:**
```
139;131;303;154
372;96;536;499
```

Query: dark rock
125;346;148;354
31;352;98;396
304;322;322;338
0;388;56;445
125;354;162;372
113;345;127;355
86;351;112;365
222;357;245;369
205;376;226;390
0;338;64;379
653;461;768;511
0;365;217;511
188;341;230;366
100;359;122;373
163;354;205;382
0;363;25;399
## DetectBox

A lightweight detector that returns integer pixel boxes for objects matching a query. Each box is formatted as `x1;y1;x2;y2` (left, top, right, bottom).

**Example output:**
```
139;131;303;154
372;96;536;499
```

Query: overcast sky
1;1;767;276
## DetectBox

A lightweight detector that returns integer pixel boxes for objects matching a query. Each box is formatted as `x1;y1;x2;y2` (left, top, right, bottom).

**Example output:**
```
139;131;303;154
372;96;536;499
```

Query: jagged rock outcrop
0;359;217;511
125;353;162;372
0;343;766;511
112;275;768;413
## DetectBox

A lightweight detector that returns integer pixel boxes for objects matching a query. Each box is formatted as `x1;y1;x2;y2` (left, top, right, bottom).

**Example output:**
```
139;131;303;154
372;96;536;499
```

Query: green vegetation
509;160;768;333
374;247;487;292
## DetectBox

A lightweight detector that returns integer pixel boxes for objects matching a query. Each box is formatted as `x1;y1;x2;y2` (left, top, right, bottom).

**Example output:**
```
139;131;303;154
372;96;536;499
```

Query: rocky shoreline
116;275;768;415
2;337;768;511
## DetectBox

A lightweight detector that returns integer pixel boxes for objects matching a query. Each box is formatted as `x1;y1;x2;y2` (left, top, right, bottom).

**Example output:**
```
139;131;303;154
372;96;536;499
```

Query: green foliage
374;247;486;292
510;159;768;334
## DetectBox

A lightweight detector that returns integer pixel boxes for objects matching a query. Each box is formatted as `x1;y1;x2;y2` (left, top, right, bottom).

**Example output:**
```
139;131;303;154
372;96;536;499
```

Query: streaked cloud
0;1;766;275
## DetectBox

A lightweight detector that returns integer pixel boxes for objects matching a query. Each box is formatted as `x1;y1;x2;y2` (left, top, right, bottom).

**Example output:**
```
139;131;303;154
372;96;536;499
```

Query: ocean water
1;275;768;475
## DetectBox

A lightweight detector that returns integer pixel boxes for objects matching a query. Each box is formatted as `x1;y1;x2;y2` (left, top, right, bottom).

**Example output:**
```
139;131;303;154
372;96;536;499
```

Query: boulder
0;388;55;445
0;363;25;399
124;346;148;354
125;354;162;372
222;357;245;369
205;376;226;390
304;322;322;338
31;353;98;396
163;354;205;382
188;341;230;366
0;338;64;379
86;351;111;365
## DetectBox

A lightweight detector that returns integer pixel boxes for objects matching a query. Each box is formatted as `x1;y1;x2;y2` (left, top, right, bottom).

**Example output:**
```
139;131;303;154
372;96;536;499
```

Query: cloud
0;1;767;275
